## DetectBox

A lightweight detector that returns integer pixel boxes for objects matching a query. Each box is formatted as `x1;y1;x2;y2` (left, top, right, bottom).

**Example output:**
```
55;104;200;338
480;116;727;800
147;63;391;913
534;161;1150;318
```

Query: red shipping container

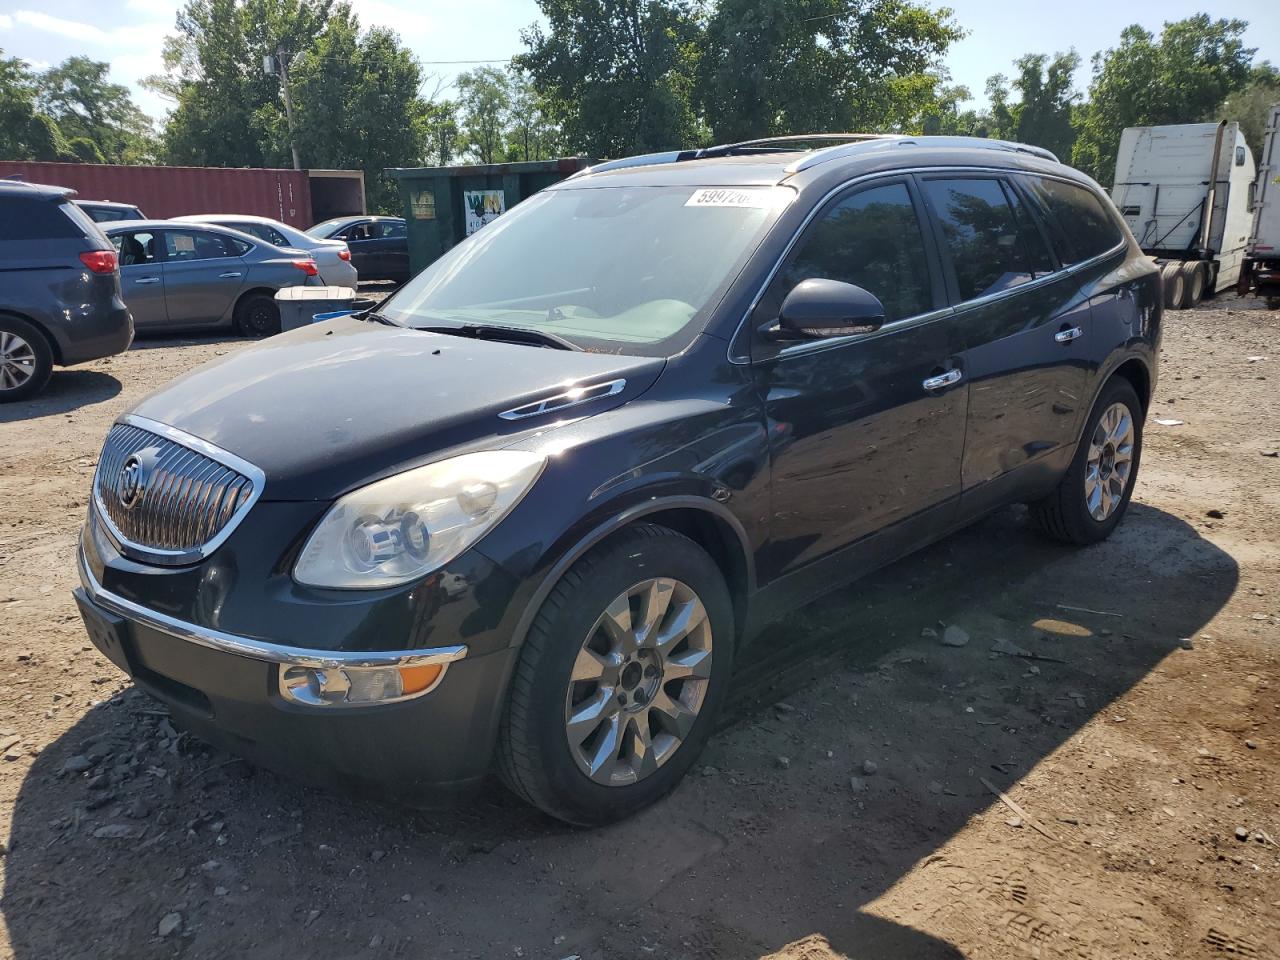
0;161;317;228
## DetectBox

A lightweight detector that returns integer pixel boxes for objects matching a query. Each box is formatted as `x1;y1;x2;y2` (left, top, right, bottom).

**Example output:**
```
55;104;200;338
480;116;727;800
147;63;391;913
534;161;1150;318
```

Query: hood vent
499;379;627;421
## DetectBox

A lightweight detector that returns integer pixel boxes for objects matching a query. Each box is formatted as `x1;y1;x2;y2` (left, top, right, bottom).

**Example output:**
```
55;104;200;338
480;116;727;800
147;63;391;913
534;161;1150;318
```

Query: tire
0;314;54;403
1181;261;1206;307
1029;378;1143;545
1160;262;1185;309
497;524;735;826
233;292;281;338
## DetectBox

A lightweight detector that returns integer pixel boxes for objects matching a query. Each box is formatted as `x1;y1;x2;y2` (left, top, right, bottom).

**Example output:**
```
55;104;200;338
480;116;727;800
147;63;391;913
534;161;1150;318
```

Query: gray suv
0;181;133;402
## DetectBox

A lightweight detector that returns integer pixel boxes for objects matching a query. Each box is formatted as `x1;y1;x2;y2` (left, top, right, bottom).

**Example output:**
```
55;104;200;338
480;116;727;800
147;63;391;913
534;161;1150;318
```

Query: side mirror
763;278;886;341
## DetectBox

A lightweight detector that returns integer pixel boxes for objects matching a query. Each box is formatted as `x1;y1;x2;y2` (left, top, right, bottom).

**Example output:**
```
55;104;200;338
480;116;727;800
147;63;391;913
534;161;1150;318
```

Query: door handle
219;272;242;279
922;368;963;391
133;277;160;285
1055;326;1083;343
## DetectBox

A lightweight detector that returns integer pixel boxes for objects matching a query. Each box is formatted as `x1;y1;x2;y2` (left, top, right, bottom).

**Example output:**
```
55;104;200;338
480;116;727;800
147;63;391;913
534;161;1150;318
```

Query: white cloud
0;14;12;31
352;0;438;43
12;10;168;48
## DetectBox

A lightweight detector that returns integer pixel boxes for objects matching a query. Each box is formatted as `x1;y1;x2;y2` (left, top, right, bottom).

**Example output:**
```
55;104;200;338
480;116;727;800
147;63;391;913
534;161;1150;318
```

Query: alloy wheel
564;577;713;786
1085;401;1135;521
0;331;37;392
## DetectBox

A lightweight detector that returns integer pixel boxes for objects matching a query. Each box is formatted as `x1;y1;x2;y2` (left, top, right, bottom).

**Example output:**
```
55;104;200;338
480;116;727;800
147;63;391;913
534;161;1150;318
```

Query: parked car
174;214;358;288
75;199;146;223
74;135;1160;825
305;215;409;283
103;220;320;336
0;181;133;402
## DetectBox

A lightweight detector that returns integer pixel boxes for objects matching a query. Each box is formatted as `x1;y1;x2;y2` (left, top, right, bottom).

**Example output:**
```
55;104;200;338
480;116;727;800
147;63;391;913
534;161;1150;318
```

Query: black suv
1;181;134;401
73;135;1159;824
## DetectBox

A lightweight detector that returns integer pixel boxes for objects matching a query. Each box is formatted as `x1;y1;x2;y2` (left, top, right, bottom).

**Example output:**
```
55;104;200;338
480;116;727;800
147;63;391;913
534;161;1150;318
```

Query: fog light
279;662;445;707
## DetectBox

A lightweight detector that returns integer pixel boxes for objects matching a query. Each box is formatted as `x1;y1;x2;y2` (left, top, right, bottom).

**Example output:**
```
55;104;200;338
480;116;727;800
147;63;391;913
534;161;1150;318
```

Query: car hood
128;316;665;500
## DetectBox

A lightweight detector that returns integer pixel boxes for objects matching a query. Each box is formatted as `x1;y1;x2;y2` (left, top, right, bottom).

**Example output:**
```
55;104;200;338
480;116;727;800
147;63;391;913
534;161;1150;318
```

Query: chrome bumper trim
77;545;468;671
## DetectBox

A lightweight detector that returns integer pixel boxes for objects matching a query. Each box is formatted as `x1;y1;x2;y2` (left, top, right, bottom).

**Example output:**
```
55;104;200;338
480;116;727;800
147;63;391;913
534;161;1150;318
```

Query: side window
112;231;159;266
920;177;1047;301
5;197;82;240
237;223;287;246
1023;177;1123;266
346;223;371;241
780;182;933;323
384;221;406;239
164;230;247;260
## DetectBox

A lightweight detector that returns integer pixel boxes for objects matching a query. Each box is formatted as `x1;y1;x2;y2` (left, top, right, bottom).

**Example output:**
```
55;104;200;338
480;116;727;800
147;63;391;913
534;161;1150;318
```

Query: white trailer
1241;103;1280;305
1110;120;1256;309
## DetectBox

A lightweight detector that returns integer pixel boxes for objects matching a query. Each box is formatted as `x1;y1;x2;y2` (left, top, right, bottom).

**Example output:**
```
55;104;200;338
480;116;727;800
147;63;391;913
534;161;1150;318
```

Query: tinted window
87;207;131;223
3;196;81;240
164;230;249;261
113;231;160;266
233;223;288;246
921;178;1048;301
782;182;932;322
383;221;406;239
1023;177;1123;265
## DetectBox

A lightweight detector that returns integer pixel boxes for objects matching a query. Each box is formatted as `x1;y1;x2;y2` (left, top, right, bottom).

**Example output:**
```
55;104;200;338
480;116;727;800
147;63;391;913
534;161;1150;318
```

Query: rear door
159;229;250;325
340;220;377;276
916;174;1091;508
111;229;168;329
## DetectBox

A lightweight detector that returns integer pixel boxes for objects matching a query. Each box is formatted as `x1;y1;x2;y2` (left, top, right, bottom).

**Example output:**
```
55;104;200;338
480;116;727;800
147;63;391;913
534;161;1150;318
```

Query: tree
696;0;963;143
1072;15;1255;183
979;52;1080;158
455;66;513;163
505;72;560;162
517;0;704;157
422;98;461;165
1217;63;1280;160
36;57;157;163
290;8;428;211
0;52;77;161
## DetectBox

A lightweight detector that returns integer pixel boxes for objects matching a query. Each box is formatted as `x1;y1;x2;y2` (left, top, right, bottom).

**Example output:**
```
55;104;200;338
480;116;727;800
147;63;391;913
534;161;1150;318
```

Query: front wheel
1029;378;1143;545
497;525;734;825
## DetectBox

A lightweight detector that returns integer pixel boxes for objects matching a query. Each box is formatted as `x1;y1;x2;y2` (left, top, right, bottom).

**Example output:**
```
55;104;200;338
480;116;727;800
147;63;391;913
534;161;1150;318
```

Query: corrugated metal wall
0;162;316;228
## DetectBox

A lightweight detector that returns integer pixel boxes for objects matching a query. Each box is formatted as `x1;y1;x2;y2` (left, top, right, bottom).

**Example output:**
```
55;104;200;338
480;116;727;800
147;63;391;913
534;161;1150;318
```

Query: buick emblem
117;453;152;510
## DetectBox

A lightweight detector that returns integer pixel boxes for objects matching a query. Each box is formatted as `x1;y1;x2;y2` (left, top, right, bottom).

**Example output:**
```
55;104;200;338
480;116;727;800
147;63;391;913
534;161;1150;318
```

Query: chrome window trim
771;307;955;362
499;378;627;420
728;166;1127;365
92;414;267;567
78;546;468;671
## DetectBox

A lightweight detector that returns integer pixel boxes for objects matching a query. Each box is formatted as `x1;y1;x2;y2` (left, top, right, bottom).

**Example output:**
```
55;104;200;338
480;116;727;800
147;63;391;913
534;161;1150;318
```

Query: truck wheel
497;524;734;826
1181;262;1206;307
1028;377;1143;545
234;293;281;338
0;314;54;403
1160;263;1185;309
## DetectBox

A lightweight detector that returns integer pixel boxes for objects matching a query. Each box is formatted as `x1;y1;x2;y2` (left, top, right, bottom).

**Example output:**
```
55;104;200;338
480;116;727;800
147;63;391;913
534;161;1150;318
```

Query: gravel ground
0;297;1277;959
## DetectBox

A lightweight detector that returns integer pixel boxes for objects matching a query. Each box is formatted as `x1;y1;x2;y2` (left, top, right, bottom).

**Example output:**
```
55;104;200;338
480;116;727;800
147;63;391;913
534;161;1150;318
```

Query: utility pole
274;46;302;170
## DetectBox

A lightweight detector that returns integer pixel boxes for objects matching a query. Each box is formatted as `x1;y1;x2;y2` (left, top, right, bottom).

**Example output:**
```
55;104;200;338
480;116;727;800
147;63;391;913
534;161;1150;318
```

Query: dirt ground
0;297;1277;960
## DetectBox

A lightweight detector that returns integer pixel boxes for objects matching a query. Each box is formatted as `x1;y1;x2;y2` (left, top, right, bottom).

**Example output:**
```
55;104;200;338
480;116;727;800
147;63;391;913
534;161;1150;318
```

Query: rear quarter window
1023;177;1124;266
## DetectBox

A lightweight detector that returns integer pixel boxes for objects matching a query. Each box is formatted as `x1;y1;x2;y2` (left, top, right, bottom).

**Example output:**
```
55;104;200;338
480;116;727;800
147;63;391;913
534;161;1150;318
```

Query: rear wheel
497;525;734;825
1161;262;1185;309
1181;261;1206;307
0;315;53;403
233;293;281;338
1029;378;1143;545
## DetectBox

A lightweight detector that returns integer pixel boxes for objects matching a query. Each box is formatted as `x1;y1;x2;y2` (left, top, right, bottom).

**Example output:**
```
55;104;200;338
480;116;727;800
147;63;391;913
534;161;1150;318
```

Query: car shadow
0;371;121;423
3;501;1236;959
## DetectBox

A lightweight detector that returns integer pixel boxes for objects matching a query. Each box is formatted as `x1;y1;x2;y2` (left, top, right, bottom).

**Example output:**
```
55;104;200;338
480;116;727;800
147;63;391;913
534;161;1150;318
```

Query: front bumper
74;545;517;798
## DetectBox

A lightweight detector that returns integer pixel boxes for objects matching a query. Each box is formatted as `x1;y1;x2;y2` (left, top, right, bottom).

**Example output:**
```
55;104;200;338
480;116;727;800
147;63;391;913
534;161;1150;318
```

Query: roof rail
694;133;886;158
788;135;1059;172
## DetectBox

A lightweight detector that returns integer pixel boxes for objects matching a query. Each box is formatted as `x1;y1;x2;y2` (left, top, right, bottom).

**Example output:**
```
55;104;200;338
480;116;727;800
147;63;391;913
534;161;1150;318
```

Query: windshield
380;185;792;356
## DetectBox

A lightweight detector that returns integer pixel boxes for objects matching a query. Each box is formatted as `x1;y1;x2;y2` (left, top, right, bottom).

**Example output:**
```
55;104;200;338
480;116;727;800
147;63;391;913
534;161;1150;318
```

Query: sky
1;0;1277;126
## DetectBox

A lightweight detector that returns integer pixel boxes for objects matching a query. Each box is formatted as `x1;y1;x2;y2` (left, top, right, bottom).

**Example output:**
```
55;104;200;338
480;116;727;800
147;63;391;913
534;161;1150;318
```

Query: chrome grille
93;418;263;565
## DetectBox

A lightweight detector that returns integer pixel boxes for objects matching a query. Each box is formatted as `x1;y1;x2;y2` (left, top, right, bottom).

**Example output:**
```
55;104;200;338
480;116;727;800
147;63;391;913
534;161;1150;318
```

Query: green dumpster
389;158;597;275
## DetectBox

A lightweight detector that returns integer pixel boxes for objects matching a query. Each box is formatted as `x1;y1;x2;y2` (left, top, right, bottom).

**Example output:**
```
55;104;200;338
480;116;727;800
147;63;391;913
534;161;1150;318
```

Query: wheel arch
230;286;278;319
0;308;62;365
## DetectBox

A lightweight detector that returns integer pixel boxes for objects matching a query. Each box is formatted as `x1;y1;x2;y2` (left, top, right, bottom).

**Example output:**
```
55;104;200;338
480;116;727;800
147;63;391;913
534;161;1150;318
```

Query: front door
915;175;1090;501
751;178;967;581
112;229;167;329
159;229;248;325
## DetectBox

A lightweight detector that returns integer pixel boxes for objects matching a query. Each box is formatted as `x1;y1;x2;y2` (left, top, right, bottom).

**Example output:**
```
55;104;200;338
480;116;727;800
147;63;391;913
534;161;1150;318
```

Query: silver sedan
174;214;359;288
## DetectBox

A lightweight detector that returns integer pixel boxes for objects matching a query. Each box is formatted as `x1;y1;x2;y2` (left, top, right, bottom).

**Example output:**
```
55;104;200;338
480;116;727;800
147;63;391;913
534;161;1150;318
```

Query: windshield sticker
685;188;779;209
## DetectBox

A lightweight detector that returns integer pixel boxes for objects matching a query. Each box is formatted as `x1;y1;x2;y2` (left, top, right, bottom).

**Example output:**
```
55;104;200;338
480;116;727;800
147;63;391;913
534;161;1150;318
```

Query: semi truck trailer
1111;120;1255;309
1240;104;1280;306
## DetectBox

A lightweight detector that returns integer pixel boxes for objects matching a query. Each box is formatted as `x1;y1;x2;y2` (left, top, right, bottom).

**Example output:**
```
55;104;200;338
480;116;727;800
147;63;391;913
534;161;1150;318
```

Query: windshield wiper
419;324;581;351
359;310;399;326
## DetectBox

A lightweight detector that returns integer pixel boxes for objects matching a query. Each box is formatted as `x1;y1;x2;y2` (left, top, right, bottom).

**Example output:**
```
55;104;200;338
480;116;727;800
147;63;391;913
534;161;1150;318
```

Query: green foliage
697;0;963;142
36;56;157;163
516;0;705;156
1072;15;1256;183
1217;64;1280;160
456;66;513;164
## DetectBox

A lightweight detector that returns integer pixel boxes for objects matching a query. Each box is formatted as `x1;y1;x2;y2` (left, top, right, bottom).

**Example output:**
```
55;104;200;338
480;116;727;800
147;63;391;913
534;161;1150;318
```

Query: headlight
294;450;546;589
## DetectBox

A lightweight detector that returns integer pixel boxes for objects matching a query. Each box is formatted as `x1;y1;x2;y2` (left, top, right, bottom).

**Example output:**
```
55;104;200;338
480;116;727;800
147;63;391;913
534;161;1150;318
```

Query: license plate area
74;589;133;674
